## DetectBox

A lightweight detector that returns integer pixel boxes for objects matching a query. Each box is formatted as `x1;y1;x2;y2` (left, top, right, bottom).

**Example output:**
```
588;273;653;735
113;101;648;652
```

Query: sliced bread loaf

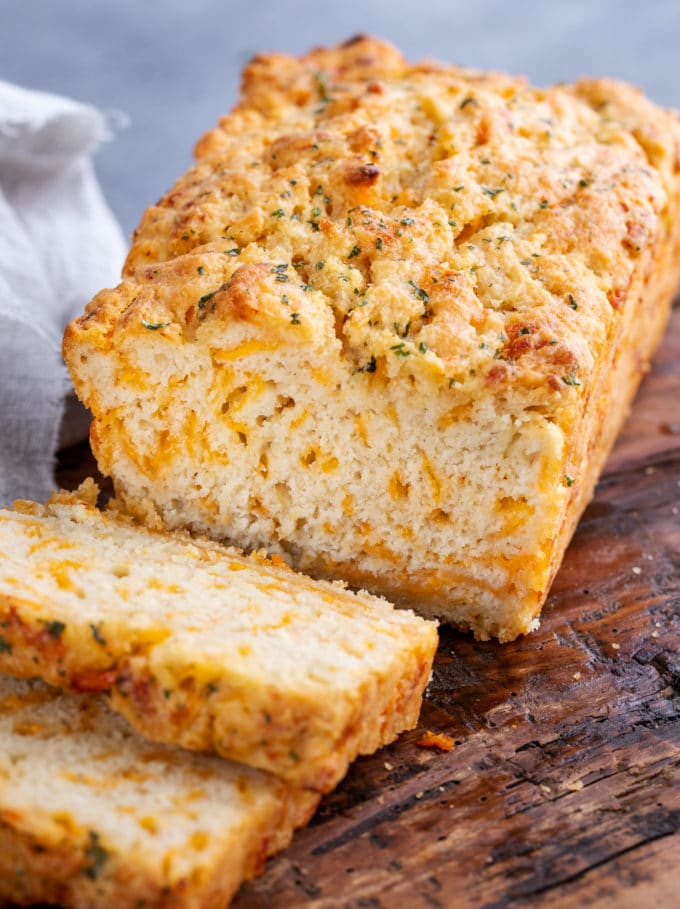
0;672;318;909
0;486;437;791
63;37;680;642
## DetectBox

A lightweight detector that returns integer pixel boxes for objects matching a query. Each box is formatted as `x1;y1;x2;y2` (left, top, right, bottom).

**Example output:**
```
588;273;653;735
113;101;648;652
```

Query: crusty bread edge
0;497;438;791
0;586;436;792
0;782;318;909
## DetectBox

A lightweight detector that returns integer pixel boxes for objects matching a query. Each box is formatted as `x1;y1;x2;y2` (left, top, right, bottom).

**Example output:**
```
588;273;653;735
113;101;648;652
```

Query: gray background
1;0;679;237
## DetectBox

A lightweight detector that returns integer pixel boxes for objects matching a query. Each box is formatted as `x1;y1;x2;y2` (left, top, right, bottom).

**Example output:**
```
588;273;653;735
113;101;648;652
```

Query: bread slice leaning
0;486;437;792
0;673;318;909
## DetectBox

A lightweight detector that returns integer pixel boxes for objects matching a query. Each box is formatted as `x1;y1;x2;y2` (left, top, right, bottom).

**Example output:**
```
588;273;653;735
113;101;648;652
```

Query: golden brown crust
66;37;680;414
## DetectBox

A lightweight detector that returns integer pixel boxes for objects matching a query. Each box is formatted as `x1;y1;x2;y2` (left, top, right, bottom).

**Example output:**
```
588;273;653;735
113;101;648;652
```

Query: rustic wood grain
55;304;680;909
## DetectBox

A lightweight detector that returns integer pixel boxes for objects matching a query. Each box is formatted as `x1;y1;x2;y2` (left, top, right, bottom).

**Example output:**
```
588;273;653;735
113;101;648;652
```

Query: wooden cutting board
56;303;680;909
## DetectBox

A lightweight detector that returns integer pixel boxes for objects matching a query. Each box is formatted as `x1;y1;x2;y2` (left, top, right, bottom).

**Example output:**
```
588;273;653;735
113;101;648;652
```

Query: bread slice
63;36;680;641
0;486;437;791
0;672;318;909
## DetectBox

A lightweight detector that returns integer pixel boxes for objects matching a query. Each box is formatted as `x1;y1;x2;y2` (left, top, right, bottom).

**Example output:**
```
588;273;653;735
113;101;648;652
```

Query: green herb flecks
357;355;377;373
82;832;108;880
90;624;106;647
0;636;11;654
562;373;581;387
408;280;429;305
197;291;217;310
314;71;330;103
568;294;578;310
141;319;170;331
290;313;301;325
271;264;290;283
45;620;66;639
347;245;361;259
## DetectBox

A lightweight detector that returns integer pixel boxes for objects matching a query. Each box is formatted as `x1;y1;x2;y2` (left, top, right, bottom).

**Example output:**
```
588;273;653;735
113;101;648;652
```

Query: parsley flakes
45;620;66;639
82;832;108;880
141;318;170;331
408;280;429;304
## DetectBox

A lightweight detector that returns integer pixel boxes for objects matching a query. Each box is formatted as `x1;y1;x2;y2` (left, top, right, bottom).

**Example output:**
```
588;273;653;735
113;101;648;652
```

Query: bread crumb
564;779;584;792
644;466;656;475
383;761;393;771
611;642;620;650
572;671;582;681
416;730;456;752
631;566;641;575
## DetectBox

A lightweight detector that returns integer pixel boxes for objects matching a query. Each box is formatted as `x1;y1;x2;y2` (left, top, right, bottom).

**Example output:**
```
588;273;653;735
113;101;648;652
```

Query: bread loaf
0;673;318;909
0;486;437;791
64;36;680;641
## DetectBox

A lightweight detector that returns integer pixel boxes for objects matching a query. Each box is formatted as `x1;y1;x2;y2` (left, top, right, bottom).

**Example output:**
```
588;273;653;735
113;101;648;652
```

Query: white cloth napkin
0;81;126;506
